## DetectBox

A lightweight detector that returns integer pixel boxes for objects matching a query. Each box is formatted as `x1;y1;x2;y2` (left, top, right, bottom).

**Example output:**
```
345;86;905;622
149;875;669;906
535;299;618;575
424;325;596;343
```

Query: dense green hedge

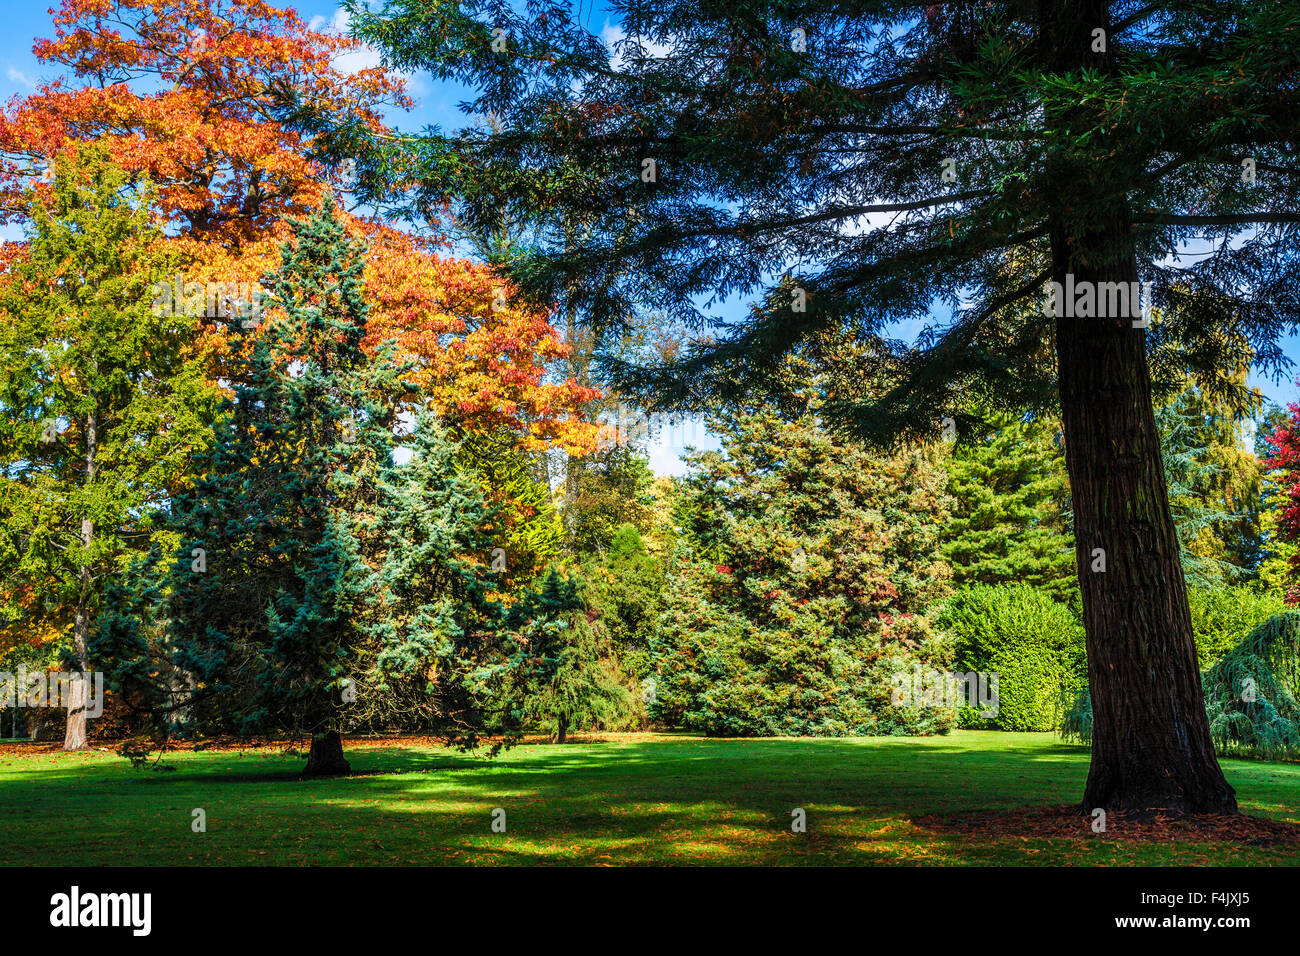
935;584;1086;732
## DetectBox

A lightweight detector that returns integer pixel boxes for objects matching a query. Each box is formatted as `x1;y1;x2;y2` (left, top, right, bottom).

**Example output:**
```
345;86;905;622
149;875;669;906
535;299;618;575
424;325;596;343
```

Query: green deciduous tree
561;445;655;559
0;144;215;749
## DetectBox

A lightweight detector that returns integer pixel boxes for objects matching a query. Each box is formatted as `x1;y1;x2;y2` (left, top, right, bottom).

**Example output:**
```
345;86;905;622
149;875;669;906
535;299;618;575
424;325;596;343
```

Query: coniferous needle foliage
165;199;393;774
1204;612;1300;760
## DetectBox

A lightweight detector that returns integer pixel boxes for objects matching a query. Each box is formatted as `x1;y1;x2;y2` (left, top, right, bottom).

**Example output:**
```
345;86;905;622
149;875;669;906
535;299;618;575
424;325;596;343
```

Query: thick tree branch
1133;212;1300;226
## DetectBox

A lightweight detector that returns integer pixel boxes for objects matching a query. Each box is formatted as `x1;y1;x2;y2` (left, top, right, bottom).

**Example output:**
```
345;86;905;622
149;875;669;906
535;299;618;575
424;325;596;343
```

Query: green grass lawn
2;730;1299;865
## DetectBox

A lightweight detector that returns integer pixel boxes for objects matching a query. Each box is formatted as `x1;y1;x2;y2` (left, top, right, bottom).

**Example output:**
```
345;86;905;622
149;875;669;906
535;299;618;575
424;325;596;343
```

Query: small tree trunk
303;731;350;777
63;566;92;750
64;407;96;752
554;715;569;745
62;671;89;751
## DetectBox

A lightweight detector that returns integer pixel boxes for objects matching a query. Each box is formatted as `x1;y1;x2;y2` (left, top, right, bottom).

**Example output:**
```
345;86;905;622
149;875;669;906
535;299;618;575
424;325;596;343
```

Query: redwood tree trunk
303;730;350;777
1042;0;1236;815
1055;261;1236;815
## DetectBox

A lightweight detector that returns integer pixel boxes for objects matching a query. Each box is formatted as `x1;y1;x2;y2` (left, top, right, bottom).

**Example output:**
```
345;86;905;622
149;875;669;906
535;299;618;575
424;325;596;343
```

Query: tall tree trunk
64;404;96;752
1041;0;1235;815
62;601;90;751
303;730;350;777
1055;266;1236;815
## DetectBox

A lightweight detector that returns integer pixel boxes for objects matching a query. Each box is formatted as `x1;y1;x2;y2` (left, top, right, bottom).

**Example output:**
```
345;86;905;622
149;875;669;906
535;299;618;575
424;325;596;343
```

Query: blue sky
3;1;1298;473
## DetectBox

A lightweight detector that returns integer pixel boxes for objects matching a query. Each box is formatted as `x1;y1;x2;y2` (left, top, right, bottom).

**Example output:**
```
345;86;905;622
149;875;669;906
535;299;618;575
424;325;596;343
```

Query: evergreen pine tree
166;199;389;775
941;414;1076;603
506;569;632;744
359;412;518;747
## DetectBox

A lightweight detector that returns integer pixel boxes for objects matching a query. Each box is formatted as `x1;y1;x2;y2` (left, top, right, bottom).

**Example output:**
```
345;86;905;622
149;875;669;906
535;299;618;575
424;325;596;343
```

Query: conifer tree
358;412;519;746
0;144;214;749
653;394;953;736
506;569;632;744
1156;378;1263;587
941;414;1076;603
598;523;664;680
166;199;390;775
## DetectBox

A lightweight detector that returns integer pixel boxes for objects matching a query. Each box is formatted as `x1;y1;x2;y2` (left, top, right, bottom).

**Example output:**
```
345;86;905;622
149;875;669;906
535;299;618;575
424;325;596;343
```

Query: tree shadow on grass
3;736;1299;865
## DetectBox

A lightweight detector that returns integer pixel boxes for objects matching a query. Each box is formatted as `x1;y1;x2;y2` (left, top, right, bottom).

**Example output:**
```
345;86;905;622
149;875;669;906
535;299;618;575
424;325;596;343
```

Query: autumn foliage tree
1262;404;1300;599
2;0;602;665
0;2;595;433
0;0;405;244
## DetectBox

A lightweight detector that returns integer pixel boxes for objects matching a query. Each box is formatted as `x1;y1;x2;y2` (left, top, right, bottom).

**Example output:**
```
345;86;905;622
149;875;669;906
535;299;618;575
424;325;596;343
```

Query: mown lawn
2;730;1298;865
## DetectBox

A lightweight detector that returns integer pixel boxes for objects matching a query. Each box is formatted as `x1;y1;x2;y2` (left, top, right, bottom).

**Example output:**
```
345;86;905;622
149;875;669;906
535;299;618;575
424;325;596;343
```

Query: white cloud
7;67;34;89
600;23;625;48
311;7;384;75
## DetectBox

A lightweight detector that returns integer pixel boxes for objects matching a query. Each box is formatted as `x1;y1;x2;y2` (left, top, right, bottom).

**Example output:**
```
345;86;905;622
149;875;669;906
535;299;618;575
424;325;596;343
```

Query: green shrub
935;584;1086;732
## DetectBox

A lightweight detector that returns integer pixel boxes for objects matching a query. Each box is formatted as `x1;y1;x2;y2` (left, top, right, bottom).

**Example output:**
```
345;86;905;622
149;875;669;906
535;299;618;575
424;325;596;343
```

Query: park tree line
337;0;1300;814
4;149;1298;775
